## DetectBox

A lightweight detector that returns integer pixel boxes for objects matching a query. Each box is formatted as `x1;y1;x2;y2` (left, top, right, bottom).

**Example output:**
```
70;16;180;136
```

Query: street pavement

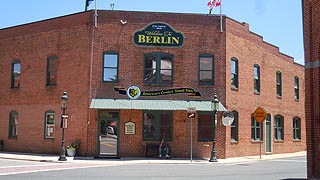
0;150;306;165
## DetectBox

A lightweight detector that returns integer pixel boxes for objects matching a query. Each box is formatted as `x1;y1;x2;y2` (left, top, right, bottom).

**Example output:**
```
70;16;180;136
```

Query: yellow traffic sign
253;107;267;123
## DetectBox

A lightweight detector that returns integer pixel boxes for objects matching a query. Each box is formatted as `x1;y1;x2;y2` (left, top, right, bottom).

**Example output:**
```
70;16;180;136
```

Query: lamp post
209;93;219;162
58;91;68;161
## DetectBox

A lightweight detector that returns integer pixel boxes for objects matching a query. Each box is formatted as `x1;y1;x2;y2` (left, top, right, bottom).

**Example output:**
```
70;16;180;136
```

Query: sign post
253;107;267;159
187;107;196;163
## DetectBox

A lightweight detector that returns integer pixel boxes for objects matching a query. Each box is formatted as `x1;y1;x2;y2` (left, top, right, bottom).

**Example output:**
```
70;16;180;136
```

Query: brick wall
302;0;320;179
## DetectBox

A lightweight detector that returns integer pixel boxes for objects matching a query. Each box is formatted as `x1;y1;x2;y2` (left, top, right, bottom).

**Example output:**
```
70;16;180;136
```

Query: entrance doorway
98;110;119;157
266;114;271;153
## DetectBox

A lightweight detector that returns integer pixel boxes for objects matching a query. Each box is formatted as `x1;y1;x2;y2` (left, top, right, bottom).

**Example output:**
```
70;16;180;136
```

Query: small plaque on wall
125;121;136;135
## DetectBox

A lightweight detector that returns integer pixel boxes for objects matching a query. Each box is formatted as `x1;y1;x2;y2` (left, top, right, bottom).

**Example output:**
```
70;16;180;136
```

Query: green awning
90;99;227;111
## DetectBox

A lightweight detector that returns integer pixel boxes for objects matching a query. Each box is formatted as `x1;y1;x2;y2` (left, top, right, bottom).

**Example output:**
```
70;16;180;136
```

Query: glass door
98;110;119;156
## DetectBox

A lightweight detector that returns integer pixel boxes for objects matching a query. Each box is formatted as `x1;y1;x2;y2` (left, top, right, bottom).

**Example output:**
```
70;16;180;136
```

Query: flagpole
220;0;223;32
94;0;98;28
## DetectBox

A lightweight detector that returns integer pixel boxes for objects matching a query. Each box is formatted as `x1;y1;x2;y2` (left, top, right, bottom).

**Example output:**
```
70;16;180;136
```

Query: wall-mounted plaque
125;121;136;135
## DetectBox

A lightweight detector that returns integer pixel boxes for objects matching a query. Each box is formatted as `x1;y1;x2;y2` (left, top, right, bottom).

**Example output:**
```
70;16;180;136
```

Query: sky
0;0;304;65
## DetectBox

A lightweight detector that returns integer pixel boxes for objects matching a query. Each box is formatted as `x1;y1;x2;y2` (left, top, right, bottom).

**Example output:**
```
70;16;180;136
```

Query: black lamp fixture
209;93;219;162
58;91;68;161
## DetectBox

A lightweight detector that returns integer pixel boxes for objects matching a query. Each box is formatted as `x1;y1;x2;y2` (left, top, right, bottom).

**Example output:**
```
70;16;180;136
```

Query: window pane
104;54;118;67
198;127;213;140
103;69;117;81
46;113;55;124
200;71;212;83
200;57;213;71
143;113;156;139
199;114;212;126
231;60;236;74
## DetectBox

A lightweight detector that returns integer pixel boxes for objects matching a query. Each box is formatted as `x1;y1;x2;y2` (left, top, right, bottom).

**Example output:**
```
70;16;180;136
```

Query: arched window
276;71;282;97
293;117;301;140
9;111;18;137
294;76;299;100
11;60;21;88
254;64;260;93
251;114;263;141
231;57;239;89
45;110;55;139
199;54;214;85
231;111;239;142
274;115;284;140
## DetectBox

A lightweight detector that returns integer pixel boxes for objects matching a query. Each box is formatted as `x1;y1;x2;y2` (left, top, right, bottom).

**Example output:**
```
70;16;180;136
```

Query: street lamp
209;93;219;162
58;91;68;161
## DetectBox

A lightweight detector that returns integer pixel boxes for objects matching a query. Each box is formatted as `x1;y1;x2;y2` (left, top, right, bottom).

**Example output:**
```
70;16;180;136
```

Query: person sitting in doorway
159;138;170;158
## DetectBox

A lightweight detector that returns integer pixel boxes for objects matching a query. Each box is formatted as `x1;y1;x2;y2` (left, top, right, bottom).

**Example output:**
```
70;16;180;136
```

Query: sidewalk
0;151;306;165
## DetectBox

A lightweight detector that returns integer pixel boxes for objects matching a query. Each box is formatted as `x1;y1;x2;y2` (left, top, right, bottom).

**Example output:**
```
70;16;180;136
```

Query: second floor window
103;52;118;82
199;54;214;85
276;71;282;97
231;58;238;89
46;56;57;86
254;64;260;93
294;76;299;100
144;53;173;85
11;61;21;88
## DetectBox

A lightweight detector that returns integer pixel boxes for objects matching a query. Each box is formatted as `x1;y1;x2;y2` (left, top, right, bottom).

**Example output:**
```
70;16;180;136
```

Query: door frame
97;110;120;157
265;114;272;153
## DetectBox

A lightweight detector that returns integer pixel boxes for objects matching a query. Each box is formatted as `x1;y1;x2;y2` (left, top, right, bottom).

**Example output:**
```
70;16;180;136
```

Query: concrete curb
0;151;306;165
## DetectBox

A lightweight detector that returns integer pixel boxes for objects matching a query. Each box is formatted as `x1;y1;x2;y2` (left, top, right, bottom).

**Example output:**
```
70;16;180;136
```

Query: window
231;111;239;142
293;117;301;140
294;76;299;100
231;58;238;89
199;54;214;85
254;64;260;93
11;61;21;88
198;112;213;141
143;111;173;141
276;71;282;97
103;52;118;82
46;56;57;86
274;115;284;140
251;115;263;140
9;111;18;137
45;111;55;138
144;53;173;84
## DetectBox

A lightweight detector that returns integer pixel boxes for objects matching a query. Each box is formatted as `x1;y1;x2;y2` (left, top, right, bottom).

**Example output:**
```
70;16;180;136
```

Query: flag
214;0;221;7
85;0;94;11
86;0;94;6
207;0;221;14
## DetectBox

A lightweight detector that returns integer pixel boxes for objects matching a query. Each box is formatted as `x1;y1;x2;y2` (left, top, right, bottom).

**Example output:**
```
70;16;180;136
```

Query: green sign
114;86;201;99
133;22;184;47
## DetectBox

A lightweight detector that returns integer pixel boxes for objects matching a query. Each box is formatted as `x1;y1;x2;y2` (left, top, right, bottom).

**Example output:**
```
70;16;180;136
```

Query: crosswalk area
0;162;113;176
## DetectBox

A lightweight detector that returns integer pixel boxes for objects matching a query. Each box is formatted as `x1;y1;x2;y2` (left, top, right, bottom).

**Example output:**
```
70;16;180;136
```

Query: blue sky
0;0;304;65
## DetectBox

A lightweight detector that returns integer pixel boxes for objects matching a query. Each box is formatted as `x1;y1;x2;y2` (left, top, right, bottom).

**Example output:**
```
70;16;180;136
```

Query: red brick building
302;0;320;179
0;10;305;159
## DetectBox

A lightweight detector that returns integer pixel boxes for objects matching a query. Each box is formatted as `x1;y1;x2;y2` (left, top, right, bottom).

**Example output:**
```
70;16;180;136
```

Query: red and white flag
214;0;221;7
208;0;221;14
